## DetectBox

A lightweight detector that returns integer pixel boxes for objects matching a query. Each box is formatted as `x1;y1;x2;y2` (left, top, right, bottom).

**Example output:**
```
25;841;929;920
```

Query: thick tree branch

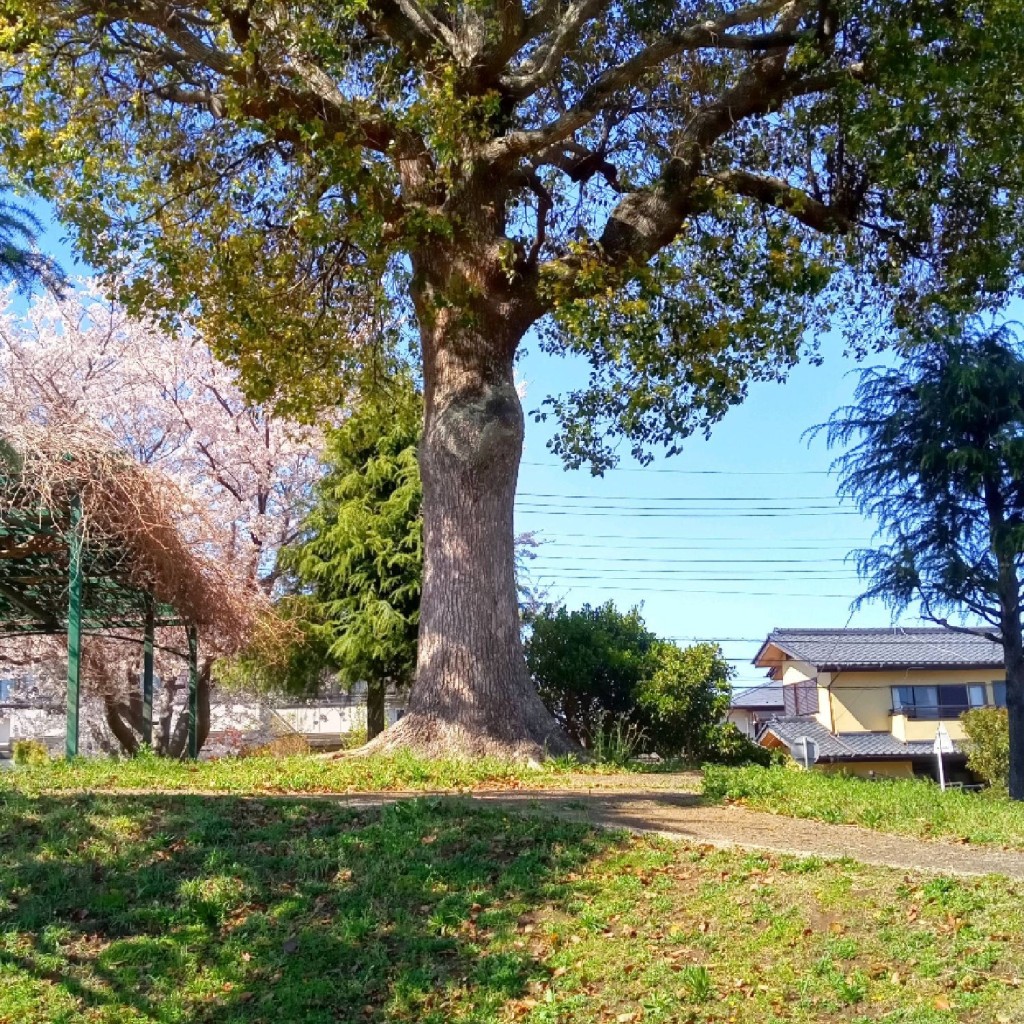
519;169;553;267
380;0;459;53
710;169;851;232
540;48;858;285
103;693;141;756
488;6;802;161
96;2;402;154
503;0;613;97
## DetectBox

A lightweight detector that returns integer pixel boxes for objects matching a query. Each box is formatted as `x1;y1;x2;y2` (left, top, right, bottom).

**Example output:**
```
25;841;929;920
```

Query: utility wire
532;557;851;565
516;507;859;518
528;540;872;548
519;491;842;503
535;579;861;585
522;461;833;476
544;589;856;598
518;500;847;511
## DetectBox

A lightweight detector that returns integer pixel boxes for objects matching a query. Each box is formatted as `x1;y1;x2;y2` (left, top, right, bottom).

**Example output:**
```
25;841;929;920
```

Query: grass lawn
0;750;604;796
703;765;1024;849
4;784;1024;1023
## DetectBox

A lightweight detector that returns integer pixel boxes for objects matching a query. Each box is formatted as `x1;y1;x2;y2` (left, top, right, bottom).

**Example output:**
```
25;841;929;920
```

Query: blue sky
26;202;943;689
514;336;897;688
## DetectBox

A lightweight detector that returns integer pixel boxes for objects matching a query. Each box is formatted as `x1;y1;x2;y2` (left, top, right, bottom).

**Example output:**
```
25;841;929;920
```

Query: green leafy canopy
820;320;1024;630
2;3;1024;462
270;379;423;695
525;600;738;760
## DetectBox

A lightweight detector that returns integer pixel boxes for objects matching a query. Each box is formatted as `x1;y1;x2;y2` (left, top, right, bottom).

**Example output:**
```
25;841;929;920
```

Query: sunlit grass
0;748;580;796
3;784;1024;1022
703;764;1024;848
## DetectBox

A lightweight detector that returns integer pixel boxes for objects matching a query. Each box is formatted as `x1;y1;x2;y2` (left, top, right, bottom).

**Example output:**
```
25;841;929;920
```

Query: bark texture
984;479;1024;801
103;659;211;758
998;567;1024;801
364;294;575;760
366;678;386;740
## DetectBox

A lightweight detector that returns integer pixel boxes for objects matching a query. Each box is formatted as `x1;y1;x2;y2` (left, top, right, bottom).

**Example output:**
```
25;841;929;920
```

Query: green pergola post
65;498;83;759
187;625;198;759
141;597;154;748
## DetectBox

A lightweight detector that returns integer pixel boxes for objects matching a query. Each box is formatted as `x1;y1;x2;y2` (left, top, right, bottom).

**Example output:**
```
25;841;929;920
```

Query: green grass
0;749;604;796
703;764;1024;848
4;782;1024;1022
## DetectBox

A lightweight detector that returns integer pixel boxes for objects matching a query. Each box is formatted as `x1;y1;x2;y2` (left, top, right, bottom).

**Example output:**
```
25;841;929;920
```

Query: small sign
792;736;819;769
932;725;955;755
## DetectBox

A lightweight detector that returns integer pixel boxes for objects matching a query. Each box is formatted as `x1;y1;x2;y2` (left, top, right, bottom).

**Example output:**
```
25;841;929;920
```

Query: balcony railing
891;704;990;720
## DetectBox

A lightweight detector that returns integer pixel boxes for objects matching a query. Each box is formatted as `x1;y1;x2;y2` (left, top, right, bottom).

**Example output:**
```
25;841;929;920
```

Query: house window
784;682;819;716
993;681;1007;708
892;684;988;719
0;679;8;701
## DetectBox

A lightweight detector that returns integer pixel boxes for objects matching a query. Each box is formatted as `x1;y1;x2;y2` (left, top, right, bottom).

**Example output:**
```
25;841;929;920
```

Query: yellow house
751;628;1005;779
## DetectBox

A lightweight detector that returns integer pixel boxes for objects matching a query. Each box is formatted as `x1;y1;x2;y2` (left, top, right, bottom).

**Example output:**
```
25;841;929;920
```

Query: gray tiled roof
755;627;1003;671
761;715;962;762
730;684;785;710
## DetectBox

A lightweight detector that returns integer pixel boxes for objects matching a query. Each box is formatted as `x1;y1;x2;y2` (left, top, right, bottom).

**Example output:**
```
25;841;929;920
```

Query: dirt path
325;784;1024;879
472;788;1024;879
43;770;1024;878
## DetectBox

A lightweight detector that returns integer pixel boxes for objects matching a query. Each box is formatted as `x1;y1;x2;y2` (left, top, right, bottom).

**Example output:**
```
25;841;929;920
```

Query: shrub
339;726;368;750
702;723;777;767
635;641;732;760
526;602;656;747
12;739;49;766
591;714;647;766
962;707;1010;790
526;601;735;759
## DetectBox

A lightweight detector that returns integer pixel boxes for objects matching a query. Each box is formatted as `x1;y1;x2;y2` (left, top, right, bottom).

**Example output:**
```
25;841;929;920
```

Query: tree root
347;710;586;763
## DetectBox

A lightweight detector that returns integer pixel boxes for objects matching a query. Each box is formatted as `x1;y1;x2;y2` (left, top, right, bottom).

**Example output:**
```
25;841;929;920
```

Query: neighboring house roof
760;715;962;762
754;627;1003;674
730;684;785;711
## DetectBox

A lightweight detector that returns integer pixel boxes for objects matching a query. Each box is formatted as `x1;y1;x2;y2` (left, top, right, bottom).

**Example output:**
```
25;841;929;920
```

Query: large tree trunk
999;570;1024;800
366;678;386;740
365;303;575;760
985;482;1024;800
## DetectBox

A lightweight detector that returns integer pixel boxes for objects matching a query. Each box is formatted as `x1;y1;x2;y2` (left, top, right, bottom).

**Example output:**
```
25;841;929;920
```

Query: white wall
9;708;64;744
726;709;757;738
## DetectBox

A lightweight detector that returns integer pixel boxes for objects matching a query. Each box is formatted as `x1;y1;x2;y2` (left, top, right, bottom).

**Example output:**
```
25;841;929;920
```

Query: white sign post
933;724;954;790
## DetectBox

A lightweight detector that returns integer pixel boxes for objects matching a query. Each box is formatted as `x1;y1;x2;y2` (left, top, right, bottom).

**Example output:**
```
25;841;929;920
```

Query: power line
532;565;860;576
665;636;764;643
546;584;854;597
522;461;833;476
630;635;995;649
533;574;859;583
518;500;847;512
519;491;842;503
529;535;864;547
516;506;859;518
531;554;853;564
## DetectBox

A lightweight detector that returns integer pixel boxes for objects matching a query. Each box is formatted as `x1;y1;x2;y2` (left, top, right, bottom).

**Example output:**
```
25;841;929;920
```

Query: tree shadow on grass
0;789;620;1023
